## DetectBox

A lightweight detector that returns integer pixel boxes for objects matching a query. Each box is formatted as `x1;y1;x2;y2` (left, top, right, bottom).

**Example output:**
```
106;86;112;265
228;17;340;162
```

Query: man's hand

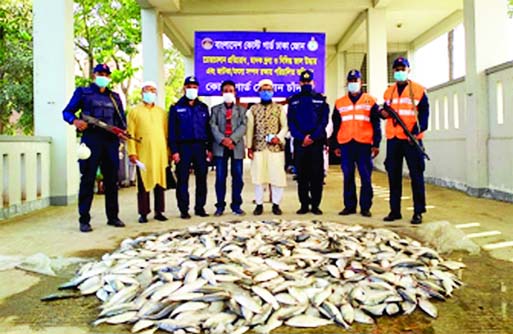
117;131;129;141
371;147;380;159
73;119;88;131
206;150;213;162
270;136;281;145
302;135;314;147
334;148;341;157
221;137;233;148
379;107;390;119
172;152;180;164
247;148;254;160
129;154;138;164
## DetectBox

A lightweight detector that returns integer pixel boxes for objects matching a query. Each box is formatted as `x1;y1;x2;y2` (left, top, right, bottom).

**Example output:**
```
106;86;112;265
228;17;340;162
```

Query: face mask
394;70;408;82
95;76;110;88
347;82;360;94
185;88;198;100
260;91;273;101
223;92;236;104
142;92;157;104
301;84;312;93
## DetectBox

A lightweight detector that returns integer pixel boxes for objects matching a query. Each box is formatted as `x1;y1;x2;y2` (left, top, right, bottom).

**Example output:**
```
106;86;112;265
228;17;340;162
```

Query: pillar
33;0;78;205
142;8;166;108
366;8;388;103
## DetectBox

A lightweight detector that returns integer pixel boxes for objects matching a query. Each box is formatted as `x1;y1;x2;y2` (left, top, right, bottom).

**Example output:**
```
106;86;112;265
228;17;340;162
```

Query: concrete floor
0;164;512;333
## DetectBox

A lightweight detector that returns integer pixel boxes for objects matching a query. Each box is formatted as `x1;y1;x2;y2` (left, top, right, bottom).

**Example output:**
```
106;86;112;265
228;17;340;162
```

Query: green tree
74;0;141;98
0;0;33;135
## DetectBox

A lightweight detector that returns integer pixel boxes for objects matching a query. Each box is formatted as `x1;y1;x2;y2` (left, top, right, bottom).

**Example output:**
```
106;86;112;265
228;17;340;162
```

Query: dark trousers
384;138;426;215
340;141;373;211
175;143;207;213
214;149;243;211
78;134;119;224
136;168;165;216
294;140;324;209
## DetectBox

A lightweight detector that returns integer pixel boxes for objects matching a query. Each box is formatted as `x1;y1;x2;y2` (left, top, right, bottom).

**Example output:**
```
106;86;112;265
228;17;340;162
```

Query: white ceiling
137;0;463;56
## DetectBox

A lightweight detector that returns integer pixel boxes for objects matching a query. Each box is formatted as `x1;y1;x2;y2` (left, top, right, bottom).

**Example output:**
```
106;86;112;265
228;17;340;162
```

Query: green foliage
74;0;142;97
0;0;33;135
509;0;513;17
164;42;185;108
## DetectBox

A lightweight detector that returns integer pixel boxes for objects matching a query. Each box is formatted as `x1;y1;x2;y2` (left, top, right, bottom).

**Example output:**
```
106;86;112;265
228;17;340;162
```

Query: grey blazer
210;103;247;159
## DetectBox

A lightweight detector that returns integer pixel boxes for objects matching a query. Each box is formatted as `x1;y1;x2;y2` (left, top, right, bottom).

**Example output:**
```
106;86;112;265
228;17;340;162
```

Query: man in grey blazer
210;80;247;216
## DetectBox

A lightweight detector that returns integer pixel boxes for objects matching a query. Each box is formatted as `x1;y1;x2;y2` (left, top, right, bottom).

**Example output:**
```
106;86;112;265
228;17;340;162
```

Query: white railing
424;77;467;187
0;136;51;220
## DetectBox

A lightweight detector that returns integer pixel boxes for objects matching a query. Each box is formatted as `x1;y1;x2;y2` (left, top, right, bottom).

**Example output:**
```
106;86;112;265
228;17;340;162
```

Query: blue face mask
260;90;273;101
142;92;157;104
95;75;110;88
394;71;408;82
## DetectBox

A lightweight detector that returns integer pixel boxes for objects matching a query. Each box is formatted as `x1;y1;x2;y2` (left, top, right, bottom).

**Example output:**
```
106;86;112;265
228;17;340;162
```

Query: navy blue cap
347;69;361;81
393;57;410;69
184;76;200;86
299;70;314;82
93;63;111;74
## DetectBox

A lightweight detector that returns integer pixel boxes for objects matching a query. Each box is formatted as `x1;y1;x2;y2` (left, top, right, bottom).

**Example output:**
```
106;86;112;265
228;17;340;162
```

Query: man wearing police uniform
62;64;127;232
331;69;381;217
287;70;329;215
169;76;212;219
381;57;429;225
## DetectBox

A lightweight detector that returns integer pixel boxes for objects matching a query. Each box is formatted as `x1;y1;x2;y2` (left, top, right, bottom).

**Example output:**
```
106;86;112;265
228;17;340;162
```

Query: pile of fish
58;220;465;334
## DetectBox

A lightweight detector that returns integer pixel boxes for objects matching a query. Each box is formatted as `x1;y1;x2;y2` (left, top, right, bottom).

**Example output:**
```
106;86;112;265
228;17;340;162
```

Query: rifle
82;114;142;143
382;103;430;160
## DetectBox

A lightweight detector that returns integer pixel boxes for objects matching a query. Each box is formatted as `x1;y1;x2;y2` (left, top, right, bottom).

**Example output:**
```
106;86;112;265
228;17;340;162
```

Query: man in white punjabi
246;79;288;215
127;81;168;223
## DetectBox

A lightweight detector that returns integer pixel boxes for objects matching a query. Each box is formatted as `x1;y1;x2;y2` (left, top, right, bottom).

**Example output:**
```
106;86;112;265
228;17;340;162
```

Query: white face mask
347;82;360;94
222;92;236;104
185;88;198;100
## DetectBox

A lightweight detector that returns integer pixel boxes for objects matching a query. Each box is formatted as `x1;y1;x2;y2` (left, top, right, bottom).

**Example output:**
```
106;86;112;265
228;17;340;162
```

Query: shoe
107;218;125;228
180;212;191;219
138;215;148;223
232;208;245;216
411;213;423;225
253;204;263;215
214;208;224;217
195;210;209;217
296;207;309;214
339;208;356;216
383;212;402;222
311;207;323;215
154;213;168;221
361;210;372;217
79;223;93;233
272;204;282;215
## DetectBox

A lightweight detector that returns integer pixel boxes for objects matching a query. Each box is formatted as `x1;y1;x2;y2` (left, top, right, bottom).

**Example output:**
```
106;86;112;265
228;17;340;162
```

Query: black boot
338;208;356;216
411;213;422;225
253;204;263;215
272;204;282;215
138;215;148;223
383;212;402;222
107;218;125;227
154;213;168;221
79;222;93;233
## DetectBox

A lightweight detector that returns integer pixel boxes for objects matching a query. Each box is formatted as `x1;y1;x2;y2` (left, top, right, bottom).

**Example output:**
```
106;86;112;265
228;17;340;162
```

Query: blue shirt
168;96;212;152
62;83;126;129
287;89;330;142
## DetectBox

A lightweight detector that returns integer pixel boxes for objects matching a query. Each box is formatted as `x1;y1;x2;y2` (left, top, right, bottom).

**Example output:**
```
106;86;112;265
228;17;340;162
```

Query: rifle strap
109;94;127;129
407;80;422;135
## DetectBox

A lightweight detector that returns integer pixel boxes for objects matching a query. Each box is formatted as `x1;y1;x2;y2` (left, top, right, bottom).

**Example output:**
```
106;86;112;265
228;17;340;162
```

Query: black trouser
78;133;119;224
294;140;325;209
136;168;165;216
175;142;207;213
385;138;426;215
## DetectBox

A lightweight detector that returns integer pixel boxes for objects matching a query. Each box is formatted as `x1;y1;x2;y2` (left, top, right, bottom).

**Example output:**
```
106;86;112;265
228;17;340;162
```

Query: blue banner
194;31;326;98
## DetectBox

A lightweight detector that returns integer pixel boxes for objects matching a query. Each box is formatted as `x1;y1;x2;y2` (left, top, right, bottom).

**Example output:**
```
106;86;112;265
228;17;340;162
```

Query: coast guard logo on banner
201;38;214;50
307;37;319;51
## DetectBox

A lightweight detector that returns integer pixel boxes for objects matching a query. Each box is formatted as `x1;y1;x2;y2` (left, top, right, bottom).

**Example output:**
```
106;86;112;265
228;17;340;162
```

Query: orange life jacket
383;80;425;140
334;93;376;145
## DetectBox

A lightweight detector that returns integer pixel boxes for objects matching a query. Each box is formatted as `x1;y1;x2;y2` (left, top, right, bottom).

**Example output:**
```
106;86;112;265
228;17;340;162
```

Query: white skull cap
142;81;158;90
258;79;273;89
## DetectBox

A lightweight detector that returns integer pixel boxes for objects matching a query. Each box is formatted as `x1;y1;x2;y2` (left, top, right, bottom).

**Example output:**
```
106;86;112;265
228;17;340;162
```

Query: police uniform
331;70;382;216
383;57;429;224
168;76;211;218
287;70;330;214
62;64;126;232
